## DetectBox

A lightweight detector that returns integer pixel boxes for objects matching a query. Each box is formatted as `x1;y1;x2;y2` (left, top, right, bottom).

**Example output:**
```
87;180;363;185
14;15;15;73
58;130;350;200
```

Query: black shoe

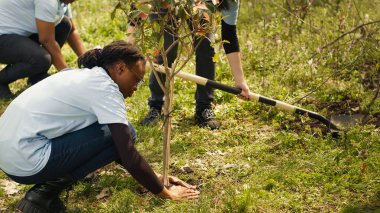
195;107;220;130
0;83;14;100
16;176;73;213
141;107;162;126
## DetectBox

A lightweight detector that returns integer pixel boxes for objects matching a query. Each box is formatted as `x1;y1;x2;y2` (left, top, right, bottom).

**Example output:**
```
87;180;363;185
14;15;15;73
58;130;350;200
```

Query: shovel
150;64;366;136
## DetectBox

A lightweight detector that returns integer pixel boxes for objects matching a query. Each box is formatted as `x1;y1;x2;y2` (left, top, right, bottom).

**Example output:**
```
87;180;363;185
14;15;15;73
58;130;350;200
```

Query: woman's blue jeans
8;122;137;184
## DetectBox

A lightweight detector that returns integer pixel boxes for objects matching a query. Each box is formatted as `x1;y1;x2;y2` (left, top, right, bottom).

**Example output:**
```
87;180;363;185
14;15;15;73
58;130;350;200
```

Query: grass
1;0;380;212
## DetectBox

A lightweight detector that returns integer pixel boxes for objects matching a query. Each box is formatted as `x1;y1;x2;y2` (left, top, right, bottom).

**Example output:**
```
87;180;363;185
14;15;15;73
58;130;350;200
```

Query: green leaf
135;3;152;14
212;53;220;62
158;34;165;48
151;32;161;42
110;2;122;20
205;1;217;13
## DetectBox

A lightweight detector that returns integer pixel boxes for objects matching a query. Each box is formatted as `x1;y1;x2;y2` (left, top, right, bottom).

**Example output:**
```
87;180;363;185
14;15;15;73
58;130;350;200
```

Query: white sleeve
64;4;72;18
34;0;59;22
89;86;128;125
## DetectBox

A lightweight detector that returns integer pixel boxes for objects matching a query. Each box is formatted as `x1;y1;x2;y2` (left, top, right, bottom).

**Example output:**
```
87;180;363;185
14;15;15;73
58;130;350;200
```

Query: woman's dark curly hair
77;40;145;71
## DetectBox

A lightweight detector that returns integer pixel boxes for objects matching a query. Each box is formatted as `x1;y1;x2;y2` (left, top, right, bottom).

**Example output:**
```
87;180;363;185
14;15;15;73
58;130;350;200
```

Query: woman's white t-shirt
0;67;128;176
0;0;67;36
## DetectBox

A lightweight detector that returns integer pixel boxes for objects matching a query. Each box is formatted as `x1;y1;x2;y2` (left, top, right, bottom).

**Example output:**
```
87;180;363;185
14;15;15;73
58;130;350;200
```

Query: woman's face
110;60;146;98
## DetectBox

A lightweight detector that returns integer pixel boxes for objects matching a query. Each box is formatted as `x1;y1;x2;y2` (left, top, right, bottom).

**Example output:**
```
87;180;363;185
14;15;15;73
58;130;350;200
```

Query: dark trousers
0;16;71;85
7;122;137;185
148;14;216;111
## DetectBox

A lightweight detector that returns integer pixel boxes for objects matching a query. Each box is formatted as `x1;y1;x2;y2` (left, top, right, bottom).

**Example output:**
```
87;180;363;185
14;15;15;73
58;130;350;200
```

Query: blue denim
8;122;137;184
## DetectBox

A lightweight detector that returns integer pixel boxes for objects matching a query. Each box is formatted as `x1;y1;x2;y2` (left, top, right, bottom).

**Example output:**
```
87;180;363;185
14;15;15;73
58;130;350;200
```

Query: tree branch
311;20;380;58
292;54;361;104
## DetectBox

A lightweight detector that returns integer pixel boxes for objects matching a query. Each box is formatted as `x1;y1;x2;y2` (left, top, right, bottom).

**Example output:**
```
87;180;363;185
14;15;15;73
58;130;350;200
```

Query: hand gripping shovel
151;63;341;136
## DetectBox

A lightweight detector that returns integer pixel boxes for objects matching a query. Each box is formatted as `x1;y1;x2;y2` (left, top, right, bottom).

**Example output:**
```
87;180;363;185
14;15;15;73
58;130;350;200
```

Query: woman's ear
114;62;125;75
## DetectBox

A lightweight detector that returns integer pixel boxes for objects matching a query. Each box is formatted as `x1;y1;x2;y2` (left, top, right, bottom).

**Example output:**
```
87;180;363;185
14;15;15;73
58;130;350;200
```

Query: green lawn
1;0;380;212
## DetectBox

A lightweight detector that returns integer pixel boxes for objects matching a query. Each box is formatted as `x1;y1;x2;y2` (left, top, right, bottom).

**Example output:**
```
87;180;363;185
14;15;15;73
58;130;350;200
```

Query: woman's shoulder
47;67;111;88
82;67;120;92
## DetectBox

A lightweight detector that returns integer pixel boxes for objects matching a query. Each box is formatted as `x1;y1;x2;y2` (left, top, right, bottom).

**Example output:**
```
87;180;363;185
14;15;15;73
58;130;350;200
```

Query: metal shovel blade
329;113;368;129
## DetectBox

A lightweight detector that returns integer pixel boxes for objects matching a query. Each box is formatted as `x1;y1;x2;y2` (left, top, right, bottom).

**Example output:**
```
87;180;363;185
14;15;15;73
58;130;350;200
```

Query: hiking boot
0;83;14;100
195;107;220;130
16;176;73;213
141;107;162;126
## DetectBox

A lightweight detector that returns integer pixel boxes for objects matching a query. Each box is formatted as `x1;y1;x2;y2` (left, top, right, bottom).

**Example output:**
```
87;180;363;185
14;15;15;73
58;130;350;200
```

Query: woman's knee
56;16;72;36
30;52;52;74
55;16;72;47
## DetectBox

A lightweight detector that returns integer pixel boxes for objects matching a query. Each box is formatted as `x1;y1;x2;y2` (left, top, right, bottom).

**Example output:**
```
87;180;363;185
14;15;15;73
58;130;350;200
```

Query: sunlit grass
1;0;380;212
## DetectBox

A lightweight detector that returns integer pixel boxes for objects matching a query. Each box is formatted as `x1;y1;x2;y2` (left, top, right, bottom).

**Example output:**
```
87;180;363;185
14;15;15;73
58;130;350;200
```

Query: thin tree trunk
162;72;175;187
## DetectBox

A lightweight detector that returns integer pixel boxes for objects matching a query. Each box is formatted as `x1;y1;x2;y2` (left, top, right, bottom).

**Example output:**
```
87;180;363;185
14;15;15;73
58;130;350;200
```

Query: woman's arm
108;123;163;194
226;52;250;99
66;18;85;57
219;0;250;99
126;25;137;45
107;123;199;199
221;20;250;99
35;18;68;70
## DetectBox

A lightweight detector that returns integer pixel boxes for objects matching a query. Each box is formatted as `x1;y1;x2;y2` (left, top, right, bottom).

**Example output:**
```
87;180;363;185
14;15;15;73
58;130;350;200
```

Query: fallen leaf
216;150;226;156
223;164;237;169
83;172;97;182
0;179;20;195
351;107;360;112
96;187;111;200
361;163;368;174
359;149;368;159
182;165;194;173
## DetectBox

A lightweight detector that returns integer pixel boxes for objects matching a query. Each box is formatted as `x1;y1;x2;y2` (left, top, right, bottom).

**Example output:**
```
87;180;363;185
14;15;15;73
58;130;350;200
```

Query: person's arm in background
126;24;137;44
64;5;85;56
107;123;199;200
126;3;150;44
36;19;68;70
221;0;250;99
67;18;85;57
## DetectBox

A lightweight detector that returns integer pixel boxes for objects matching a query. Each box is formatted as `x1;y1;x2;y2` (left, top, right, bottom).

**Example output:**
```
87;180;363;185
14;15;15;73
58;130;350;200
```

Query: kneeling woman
0;40;199;213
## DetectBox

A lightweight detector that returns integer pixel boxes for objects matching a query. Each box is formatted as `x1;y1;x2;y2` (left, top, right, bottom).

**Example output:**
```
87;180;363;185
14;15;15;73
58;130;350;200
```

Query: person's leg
0;34;51;98
54;16;72;47
28;16;72;84
9;121;137;184
142;15;178;125
194;35;216;109
16;175;73;213
190;20;219;129
148;18;178;109
11;121;137;212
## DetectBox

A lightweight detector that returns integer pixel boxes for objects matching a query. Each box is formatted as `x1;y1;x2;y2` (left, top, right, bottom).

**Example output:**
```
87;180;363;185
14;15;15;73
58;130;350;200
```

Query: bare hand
168;176;197;190
166;185;200;200
156;174;199;200
235;81;250;100
157;174;196;190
